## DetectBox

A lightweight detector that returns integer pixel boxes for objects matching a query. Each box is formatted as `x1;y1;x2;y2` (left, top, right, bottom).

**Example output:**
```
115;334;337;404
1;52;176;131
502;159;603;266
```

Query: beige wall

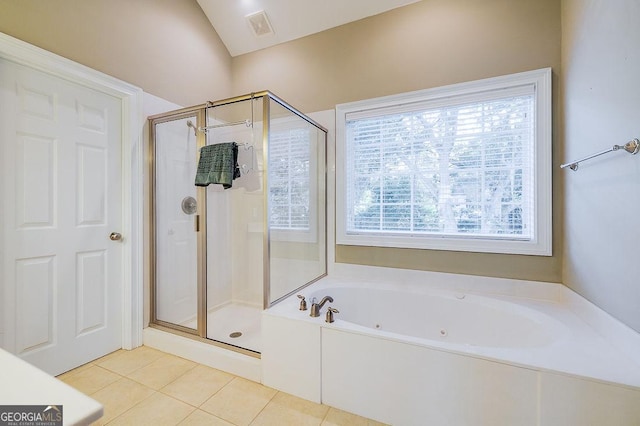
0;0;564;283
232;0;561;112
562;0;640;332
233;0;563;282
0;0;232;106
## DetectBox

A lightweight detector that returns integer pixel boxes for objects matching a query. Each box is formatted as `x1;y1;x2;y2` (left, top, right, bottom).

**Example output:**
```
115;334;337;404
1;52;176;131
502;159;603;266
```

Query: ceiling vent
245;10;274;37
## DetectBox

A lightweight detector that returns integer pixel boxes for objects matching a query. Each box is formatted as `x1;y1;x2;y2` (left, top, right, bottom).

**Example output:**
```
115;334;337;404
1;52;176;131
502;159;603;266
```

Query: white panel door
0;58;123;376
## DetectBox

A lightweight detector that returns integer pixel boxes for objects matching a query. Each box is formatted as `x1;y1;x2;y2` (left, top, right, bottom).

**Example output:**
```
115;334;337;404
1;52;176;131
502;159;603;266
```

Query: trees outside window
336;68;552;255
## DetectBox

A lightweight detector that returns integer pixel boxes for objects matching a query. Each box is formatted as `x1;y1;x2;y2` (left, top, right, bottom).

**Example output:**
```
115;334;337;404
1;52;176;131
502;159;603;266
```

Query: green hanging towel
194;142;240;189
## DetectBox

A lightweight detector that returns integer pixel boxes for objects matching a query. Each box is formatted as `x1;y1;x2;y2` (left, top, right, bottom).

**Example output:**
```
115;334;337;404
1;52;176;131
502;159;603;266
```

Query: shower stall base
182;303;262;353
143;327;262;382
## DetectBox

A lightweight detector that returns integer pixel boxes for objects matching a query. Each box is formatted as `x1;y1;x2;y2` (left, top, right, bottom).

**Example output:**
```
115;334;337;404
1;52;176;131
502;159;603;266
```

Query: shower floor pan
183;303;262;353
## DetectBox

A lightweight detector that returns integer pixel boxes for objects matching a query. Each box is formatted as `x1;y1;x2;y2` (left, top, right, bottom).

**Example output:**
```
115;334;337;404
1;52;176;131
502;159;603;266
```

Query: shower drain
229;332;243;338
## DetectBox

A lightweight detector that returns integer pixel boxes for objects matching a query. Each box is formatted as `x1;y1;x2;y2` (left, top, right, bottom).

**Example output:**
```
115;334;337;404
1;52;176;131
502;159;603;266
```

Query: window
268;120;318;242
336;68;552;255
270;126;310;230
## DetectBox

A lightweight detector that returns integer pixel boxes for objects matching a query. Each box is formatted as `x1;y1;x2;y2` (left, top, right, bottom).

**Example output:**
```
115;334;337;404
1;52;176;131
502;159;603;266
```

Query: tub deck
262;267;640;425
300;279;640;389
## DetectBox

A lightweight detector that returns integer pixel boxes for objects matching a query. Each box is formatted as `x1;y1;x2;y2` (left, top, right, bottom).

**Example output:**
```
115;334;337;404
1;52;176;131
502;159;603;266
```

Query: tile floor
57;346;386;425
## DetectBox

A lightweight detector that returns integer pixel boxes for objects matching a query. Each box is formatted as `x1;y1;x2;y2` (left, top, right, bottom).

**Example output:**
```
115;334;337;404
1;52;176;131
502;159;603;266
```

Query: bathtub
308;286;563;349
262;268;640;425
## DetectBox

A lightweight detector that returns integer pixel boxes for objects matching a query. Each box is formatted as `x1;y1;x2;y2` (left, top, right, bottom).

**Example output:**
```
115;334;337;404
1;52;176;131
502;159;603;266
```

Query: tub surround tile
107;392;194;426
161;364;234;407
200;377;277;425
127;354;197;390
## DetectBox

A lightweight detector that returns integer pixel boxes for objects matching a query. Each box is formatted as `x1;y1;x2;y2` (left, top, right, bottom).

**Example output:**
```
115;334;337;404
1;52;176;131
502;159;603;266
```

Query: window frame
335;68;552;256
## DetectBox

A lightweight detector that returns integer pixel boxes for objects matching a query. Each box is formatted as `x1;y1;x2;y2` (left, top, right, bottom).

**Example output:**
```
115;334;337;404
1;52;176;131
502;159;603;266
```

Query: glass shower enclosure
148;92;327;355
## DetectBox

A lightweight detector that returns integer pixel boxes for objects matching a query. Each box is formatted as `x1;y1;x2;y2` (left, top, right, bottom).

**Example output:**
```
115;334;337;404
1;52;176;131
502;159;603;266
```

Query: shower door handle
109;232;122;241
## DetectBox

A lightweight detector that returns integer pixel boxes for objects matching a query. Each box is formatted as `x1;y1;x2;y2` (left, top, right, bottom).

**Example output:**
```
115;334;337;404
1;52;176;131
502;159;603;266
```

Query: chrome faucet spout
310;295;334;317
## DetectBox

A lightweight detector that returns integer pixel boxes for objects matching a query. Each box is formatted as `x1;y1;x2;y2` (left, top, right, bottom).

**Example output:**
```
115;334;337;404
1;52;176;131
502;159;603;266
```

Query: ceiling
196;0;422;57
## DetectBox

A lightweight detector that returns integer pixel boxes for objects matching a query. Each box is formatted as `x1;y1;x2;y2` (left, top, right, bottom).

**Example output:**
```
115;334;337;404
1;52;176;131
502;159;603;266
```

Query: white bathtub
308;286;563;349
262;268;640;425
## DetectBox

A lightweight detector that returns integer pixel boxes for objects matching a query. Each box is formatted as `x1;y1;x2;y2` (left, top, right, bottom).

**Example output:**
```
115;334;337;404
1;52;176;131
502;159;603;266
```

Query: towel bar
560;138;639;171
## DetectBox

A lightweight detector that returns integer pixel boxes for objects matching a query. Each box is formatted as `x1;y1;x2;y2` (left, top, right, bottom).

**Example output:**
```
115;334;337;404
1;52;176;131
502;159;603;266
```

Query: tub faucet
326;307;339;323
297;294;307;311
310;296;333;317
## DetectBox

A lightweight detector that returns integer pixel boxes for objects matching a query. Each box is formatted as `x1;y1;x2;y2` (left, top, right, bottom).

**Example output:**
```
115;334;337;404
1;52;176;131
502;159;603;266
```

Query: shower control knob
181;196;197;215
109;232;123;241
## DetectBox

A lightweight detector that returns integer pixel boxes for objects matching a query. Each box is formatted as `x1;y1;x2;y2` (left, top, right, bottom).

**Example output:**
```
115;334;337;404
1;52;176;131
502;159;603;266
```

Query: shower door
151;112;201;331
205;98;264;353
150;103;265;355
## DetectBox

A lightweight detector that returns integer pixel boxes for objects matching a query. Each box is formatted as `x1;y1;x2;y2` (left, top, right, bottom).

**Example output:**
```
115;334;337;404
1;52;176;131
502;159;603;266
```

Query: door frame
0;32;144;349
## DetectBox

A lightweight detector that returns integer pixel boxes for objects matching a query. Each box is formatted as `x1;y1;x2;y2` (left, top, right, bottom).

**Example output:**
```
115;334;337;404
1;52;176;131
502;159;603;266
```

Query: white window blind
336;68;552;255
269;127;311;231
346;93;534;237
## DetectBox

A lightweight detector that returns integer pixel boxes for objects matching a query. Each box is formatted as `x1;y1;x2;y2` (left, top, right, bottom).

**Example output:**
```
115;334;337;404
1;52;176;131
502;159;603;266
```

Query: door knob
109;232;122;241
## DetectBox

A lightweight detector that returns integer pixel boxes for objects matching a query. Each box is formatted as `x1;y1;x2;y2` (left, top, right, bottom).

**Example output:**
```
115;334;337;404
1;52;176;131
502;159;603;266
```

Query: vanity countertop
0;349;103;426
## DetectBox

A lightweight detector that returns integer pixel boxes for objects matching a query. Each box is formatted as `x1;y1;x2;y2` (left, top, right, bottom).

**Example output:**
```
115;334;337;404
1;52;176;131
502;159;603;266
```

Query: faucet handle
297;294;307;311
326;307;339;323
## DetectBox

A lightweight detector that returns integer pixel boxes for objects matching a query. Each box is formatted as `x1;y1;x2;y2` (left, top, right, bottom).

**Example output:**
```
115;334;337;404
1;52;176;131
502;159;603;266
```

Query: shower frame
147;91;328;356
